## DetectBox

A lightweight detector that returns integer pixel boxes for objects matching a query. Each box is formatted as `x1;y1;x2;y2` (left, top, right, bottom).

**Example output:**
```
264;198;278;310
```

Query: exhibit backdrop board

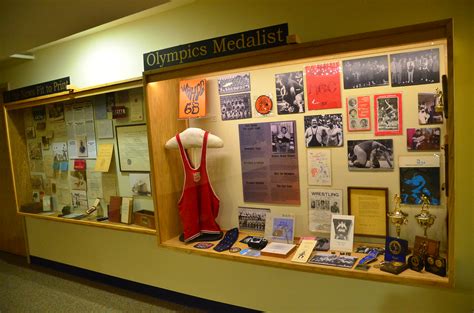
184;41;447;249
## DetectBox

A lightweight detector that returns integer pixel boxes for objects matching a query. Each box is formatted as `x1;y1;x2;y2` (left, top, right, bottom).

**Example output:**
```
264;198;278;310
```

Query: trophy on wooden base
415;194;436;237
384;194;409;266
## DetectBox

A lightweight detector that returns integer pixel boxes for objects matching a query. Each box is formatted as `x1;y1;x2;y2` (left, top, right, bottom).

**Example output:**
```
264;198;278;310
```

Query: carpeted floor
0;251;214;312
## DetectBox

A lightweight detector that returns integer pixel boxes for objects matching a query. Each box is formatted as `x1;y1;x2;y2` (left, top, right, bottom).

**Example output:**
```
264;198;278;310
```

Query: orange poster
179;78;206;119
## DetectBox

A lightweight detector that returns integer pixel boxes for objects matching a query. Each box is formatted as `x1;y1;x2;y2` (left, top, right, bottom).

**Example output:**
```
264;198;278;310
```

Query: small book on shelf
108;196;122;223
261;242;297;258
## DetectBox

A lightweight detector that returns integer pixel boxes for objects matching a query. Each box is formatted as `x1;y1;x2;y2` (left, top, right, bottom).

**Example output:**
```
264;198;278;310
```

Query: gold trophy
435;88;444;113
415;194;436;237
387;194;408;238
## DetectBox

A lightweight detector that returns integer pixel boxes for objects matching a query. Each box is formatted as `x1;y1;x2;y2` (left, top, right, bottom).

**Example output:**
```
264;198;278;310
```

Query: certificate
348;187;388;238
116;124;150;172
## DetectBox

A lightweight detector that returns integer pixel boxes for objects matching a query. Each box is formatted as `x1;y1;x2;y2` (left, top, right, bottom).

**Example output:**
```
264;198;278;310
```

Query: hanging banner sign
143;23;289;71
3;77;70;103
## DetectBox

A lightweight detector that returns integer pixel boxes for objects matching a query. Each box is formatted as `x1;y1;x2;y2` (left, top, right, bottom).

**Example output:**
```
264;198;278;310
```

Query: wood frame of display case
3;77;156;236
144;19;454;287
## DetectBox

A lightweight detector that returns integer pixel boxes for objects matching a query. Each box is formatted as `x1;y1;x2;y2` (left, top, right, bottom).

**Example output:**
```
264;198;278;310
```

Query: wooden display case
144;20;454;287
3;78;156;235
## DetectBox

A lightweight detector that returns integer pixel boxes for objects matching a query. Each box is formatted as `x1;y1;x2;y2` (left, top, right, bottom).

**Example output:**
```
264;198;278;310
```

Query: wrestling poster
306;62;342;110
239;121;300;205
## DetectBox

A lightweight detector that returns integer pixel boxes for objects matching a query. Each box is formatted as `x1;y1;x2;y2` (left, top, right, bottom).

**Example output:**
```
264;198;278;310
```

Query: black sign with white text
143;24;288;71
3;77;70;103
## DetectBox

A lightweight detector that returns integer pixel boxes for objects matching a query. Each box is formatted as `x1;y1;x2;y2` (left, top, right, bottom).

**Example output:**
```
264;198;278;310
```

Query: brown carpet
0;251;207;313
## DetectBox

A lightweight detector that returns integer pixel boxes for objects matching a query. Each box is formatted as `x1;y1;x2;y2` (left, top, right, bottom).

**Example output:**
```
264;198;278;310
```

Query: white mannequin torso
165;128;224;149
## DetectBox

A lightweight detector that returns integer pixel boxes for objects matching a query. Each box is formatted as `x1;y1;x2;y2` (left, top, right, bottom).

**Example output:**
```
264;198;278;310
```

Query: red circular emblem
255;95;273;115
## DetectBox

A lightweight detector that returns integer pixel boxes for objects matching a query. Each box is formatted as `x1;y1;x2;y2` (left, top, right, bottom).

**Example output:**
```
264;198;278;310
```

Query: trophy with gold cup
410;194;446;276
415;194;436;237
381;194;409;274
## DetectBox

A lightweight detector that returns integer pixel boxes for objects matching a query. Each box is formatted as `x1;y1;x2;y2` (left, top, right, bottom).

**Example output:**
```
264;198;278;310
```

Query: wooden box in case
133;210;156;229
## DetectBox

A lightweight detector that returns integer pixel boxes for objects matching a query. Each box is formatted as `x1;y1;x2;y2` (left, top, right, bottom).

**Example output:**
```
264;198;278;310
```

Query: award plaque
413;235;440;257
384;236;408;263
380;261;409;275
425;255;447;277
408;254;425;272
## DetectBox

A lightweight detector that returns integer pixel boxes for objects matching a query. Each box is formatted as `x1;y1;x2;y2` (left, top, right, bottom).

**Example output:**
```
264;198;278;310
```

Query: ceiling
0;0;171;66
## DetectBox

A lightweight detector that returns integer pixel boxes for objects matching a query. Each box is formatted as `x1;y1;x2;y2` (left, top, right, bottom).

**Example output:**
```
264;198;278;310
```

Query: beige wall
2;0;473;312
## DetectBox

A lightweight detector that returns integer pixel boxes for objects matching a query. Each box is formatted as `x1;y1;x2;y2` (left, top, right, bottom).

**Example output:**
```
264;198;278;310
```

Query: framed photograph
346;96;371;131
390;48;440;87
218;73;250;95
407;127;441;151
220;92;252;120
399;155;441;205
374;93;402;136
116;124;150;172
270;121;296;154
418;93;443;124
275;71;305;114
265;214;295;244
347;139;394;170
238;207;270;232
307;149;331;186
348;187;388;238
305;62;341;110
330;214;355;252
304;114;343;147
308;188;342;233
342;55;389;89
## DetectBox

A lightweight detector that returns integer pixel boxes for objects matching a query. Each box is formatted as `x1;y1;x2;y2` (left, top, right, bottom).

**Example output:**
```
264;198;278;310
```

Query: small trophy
387;194;408;238
384;194;409;264
415;194;436;237
435;88;444;113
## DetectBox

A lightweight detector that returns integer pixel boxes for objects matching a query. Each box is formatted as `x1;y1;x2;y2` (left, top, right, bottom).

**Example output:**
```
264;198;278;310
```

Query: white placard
330;214;355;252
399;154;440;168
307;149;331;186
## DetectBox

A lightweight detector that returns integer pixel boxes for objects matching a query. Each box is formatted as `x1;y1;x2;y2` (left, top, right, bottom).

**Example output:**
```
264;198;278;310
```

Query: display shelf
20;212;156;235
162;233;449;287
145;20;454;288
3;77;158;238
161;233;449;287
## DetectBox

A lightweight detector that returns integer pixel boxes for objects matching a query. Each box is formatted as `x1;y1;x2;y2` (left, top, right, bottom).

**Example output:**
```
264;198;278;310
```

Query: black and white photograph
271;121;296;154
47;103;65;121
330;214;355;252
28;141;43;160
390;48;440;87
418;93;443;124
347;139;394;170
304;114;343;147
332;218;352;241
238;207;270;232
275;71;305;114
308;254;358;269
220;93;252;121
407;128;441;151
342;55;389;89
218;73;250;95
